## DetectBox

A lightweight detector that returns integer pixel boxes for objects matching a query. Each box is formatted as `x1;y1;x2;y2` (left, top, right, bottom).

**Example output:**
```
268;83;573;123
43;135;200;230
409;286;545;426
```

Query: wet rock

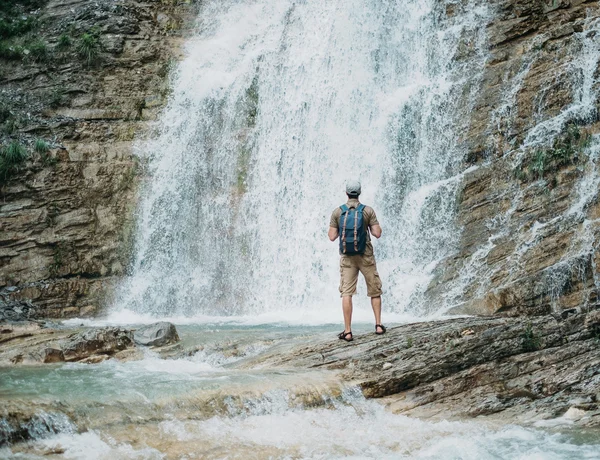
79;354;111;364
247;311;600;427
0;408;75;447
62;327;134;361
38;348;64;364
133;322;179;347
427;0;600;317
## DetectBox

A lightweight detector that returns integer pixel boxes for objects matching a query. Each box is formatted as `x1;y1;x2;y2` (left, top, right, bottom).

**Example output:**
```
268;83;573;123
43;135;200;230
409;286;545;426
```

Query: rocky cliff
0;0;198;319
1;0;599;320
427;0;600;317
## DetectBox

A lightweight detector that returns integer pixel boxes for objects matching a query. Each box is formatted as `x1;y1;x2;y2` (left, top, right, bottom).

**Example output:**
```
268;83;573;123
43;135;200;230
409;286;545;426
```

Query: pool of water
2;321;600;459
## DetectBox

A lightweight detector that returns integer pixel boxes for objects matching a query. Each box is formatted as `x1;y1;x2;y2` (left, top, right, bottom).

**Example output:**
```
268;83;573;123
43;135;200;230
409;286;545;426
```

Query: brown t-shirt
330;198;379;256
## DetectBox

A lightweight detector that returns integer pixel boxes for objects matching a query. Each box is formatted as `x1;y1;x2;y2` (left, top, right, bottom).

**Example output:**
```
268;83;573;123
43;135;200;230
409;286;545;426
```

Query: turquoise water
0;324;341;403
2;322;600;459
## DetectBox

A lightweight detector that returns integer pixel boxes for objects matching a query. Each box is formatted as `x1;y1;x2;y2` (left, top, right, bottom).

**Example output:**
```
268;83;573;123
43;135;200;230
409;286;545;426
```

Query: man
328;180;384;342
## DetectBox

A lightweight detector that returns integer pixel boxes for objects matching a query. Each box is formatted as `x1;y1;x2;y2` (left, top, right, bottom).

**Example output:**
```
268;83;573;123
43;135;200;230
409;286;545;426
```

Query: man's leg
359;255;383;332
342;296;353;333
339;256;359;337
371;296;383;333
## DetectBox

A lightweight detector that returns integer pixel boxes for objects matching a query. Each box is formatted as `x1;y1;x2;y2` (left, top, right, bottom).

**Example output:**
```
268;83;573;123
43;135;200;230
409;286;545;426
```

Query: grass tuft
34;138;49;154
77;32;100;66
57;33;71;50
0;141;28;183
521;322;542;352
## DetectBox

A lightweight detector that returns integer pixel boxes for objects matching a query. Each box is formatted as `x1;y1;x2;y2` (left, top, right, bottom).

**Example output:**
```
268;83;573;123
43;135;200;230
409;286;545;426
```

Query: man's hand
328;226;339;241
370;224;382;239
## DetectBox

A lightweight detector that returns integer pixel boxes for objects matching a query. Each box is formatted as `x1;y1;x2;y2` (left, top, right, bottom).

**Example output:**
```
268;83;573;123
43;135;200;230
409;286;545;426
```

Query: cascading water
114;0;490;318
441;14;600;314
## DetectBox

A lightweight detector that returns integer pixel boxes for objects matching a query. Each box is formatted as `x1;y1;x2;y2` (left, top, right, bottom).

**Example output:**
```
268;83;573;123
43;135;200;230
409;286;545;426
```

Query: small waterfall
115;0;490;318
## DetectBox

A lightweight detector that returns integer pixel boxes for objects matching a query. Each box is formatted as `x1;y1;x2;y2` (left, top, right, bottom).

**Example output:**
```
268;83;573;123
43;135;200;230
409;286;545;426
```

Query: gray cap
346;179;361;196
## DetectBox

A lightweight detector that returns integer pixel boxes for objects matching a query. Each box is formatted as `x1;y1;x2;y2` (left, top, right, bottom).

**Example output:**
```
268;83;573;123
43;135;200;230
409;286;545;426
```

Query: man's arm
366;206;382;238
370;224;382;239
328;226;339;241
329;208;340;241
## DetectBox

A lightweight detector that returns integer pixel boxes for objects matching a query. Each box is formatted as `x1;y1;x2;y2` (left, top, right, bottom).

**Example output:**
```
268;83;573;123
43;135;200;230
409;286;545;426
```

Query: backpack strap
355;204;365;252
354;208;358;252
340;205;350;254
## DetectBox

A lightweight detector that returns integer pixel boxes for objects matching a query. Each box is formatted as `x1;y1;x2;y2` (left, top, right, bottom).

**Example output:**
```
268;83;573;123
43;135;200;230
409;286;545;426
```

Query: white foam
63;307;456;328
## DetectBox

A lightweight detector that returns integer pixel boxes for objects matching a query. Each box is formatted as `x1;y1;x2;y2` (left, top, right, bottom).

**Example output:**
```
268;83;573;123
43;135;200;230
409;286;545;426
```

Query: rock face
250;309;600;427
0;0;198;318
61;327;134;361
426;0;600;316
0;323;144;365
133;321;179;346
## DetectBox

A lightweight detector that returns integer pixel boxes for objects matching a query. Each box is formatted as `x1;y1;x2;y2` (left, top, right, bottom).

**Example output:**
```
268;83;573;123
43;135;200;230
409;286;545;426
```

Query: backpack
338;204;367;255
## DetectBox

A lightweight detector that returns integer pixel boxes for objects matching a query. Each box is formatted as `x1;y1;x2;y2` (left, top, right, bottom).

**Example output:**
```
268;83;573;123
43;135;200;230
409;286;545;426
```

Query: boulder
133;322;179;347
62;327;134;361
39;348;65;364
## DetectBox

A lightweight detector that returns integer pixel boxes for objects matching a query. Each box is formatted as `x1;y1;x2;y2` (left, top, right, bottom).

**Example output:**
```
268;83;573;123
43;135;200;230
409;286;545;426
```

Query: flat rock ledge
245;309;600;428
0;322;180;366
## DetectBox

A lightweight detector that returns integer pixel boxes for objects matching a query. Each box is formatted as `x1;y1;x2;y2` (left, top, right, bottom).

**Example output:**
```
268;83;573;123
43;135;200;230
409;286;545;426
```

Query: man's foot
338;331;353;342
375;324;386;335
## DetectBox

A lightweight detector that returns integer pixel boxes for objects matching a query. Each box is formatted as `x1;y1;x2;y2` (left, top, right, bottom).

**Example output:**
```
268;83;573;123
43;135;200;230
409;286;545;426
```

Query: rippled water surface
2;322;600;459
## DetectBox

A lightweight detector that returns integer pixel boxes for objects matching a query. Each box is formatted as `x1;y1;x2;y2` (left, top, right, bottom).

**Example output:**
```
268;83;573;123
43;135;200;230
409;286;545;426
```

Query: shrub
57;33;71;50
0;41;24;60
521;322;542;352
47;87;66;108
34;138;49;154
2;116;19;134
27;39;47;62
516;123;592;183
0;16;37;39
0;141;28;182
0;101;10;123
77;32;100;66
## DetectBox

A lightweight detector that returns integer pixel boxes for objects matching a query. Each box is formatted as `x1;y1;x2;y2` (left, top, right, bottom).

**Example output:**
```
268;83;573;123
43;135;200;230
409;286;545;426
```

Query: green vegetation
245;76;259;127
2;116;20;134
34;138;49;154
0;1;45;62
406;337;414;348
49;242;67;277
0;41;25;60
515;123;592;183
0;141;28;183
57;33;71;50
521;322;542;352
0;16;37;39
236;145;251;194
27;38;47;61
77;31;100;66
47;87;66;108
0;1;47;15
0;100;11;123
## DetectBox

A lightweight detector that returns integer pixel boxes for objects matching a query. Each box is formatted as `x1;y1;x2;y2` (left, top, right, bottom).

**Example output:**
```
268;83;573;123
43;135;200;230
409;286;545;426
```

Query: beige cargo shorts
339;254;383;297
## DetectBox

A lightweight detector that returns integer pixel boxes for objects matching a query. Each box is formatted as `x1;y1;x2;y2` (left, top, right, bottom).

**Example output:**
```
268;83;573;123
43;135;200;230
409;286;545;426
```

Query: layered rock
0;320;179;365
0;0;198;318
427;0;600;316
247;309;600;427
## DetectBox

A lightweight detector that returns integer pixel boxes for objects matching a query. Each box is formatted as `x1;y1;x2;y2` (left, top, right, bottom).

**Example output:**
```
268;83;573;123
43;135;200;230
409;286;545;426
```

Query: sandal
375;324;386;335
338;331;353;342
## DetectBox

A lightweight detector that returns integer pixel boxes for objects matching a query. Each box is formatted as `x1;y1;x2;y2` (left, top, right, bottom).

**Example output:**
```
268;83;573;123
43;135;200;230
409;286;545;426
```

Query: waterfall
114;0;490;318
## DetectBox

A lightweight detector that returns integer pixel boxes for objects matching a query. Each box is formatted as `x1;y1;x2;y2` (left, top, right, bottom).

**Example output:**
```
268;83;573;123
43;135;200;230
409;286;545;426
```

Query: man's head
346;179;361;198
